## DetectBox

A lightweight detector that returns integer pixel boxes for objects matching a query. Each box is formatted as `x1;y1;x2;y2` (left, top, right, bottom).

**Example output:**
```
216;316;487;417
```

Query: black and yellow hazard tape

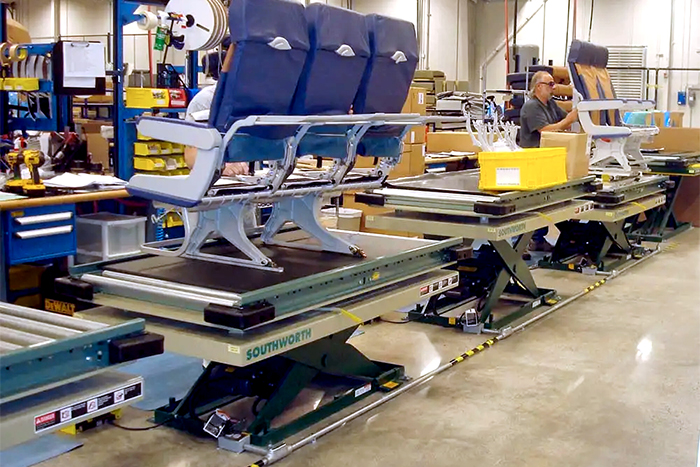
449;337;501;365
583;278;607;293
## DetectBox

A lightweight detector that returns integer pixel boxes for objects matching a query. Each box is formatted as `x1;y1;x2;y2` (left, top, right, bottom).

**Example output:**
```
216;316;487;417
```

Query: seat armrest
578;99;625;111
137;117;222;150
621;99;655;112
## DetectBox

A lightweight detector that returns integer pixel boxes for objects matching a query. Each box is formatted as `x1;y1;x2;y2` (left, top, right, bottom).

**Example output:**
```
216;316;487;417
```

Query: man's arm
540;109;578;133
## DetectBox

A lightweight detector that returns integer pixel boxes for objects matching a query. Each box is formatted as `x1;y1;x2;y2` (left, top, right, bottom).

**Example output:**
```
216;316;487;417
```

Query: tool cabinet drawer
4;205;77;265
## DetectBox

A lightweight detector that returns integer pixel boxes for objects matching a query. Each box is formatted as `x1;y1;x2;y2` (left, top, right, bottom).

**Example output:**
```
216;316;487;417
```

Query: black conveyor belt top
105;245;364;294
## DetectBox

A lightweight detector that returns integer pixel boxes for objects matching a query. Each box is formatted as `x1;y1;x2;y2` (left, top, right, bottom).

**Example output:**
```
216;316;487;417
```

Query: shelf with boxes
133;132;190;176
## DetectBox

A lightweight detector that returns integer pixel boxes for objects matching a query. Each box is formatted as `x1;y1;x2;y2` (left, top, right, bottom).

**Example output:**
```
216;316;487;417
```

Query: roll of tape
8;45;29;62
0;42;11;66
137;11;159;31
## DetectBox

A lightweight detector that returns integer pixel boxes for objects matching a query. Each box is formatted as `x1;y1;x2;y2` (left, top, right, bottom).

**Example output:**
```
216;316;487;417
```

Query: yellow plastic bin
478;147;567;191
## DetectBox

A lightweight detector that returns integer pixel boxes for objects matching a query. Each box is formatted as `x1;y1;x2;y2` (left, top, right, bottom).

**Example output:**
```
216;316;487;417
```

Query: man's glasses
538;81;556;88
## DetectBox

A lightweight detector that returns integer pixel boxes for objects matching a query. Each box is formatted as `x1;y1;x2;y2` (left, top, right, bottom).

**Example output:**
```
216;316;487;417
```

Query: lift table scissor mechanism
539;174;671;274
355;170;598;333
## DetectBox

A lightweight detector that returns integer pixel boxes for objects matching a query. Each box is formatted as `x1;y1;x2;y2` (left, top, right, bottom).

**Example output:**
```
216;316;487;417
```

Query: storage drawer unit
3;205;77;265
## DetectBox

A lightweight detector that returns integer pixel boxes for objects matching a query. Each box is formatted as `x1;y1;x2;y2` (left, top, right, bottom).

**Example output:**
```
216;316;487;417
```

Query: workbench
628;152;700;242
0;189;130;303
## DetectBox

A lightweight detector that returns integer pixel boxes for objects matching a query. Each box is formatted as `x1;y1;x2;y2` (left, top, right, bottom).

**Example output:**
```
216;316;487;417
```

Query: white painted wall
352;0;419;25
354;0;471;81
475;0;700;125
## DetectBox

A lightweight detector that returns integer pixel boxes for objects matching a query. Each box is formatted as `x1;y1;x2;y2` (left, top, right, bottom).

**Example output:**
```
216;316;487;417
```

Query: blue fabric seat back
292;3;370;116
208;0;310;162
292;4;370;159
353;14;418;157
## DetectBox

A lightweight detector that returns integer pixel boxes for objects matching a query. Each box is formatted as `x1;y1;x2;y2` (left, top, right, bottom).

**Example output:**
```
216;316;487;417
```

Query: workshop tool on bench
22;149;46;197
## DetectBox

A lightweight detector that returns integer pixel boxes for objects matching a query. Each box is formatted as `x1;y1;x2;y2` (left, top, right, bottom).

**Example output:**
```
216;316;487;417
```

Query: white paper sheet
63;42;106;79
44;173;127;189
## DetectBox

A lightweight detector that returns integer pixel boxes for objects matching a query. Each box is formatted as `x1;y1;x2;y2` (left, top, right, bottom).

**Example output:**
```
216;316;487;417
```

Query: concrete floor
39;230;700;467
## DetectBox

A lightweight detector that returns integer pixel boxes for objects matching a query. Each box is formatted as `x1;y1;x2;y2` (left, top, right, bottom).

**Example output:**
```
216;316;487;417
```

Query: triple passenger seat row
128;0;420;207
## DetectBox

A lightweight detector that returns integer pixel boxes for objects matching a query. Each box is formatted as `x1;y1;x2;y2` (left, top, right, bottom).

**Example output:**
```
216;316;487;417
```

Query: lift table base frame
367;200;593;332
539;193;666;274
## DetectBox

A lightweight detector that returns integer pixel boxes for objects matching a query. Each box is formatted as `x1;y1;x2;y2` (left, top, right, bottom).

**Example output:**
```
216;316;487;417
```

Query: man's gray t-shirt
519;98;567;148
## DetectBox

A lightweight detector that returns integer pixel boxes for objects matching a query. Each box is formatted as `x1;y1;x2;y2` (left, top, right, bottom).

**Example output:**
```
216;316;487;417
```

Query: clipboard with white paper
63;42;106;79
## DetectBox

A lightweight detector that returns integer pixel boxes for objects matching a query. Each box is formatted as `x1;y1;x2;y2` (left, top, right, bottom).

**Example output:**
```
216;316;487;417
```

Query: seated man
520;71;579;253
184;49;248;176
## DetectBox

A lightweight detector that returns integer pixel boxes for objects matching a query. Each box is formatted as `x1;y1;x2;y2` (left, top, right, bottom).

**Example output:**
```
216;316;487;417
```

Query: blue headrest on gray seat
208;0;309;161
567;39;609;67
292;3;370;116
292;3;371;159
353;14;419;114
353;14;419;157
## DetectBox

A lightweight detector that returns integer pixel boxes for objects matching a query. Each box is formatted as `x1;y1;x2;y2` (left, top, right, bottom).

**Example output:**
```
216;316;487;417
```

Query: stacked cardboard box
426;131;482;154
412;70;446;112
642;127;700;227
75;119;112;169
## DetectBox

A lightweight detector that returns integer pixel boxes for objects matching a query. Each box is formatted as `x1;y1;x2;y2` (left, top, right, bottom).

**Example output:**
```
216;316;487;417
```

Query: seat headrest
229;0;309;51
305;3;370;58
366;14;419;62
568;39;609;68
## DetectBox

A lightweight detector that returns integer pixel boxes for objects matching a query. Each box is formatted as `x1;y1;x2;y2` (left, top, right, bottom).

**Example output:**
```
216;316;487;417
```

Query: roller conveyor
0;303;164;450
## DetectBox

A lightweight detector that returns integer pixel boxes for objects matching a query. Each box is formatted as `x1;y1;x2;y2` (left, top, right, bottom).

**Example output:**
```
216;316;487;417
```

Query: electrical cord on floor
380;300;432;324
379;315;424;325
109;416;173;432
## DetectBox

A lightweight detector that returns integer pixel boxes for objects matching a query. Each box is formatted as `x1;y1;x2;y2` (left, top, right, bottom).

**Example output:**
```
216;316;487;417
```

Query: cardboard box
403;126;426;145
539;131;590;180
427;131;482;153
654;111;684;128
75;119;111;168
355;144;425;180
7;17;30;44
673;176;700;227
641;128;700;152
343;193;418;238
402;87;427;116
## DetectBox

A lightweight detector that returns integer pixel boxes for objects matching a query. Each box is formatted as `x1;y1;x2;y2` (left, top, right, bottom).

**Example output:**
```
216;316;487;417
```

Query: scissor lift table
356;170;598;333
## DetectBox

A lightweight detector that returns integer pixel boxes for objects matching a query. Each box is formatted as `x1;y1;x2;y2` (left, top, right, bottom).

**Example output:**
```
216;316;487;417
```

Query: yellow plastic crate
478;147;567;191
164;212;184;228
137;131;154;141
3;78;39;91
134;156;167;171
134;142;163;156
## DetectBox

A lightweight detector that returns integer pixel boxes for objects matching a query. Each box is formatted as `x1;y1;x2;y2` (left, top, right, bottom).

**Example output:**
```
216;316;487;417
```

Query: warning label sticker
34;381;142;433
